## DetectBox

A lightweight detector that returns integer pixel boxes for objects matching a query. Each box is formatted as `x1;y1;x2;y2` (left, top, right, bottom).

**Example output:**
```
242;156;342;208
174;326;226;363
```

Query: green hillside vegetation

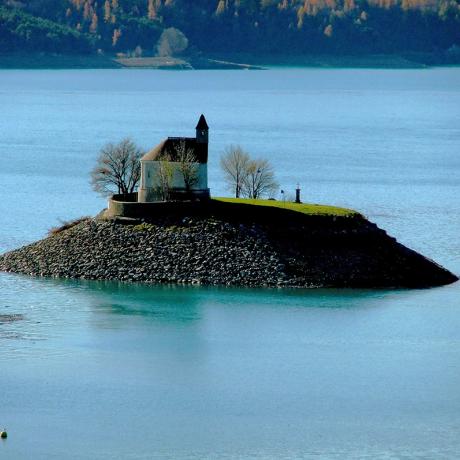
0;0;459;61
214;198;360;217
0;6;93;53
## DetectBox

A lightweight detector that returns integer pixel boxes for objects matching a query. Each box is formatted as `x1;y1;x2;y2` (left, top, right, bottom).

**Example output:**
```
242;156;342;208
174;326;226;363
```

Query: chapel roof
141;137;207;163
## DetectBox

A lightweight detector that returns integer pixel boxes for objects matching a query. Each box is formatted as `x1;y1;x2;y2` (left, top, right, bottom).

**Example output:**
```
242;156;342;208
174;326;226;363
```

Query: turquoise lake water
0;68;459;459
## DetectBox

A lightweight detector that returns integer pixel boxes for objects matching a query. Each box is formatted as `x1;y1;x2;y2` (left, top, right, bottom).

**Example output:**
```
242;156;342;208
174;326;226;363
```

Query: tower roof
195;114;209;130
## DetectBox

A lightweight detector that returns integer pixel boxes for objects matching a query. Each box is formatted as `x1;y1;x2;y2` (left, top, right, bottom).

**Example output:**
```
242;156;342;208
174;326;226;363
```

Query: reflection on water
2;272;457;344
1;274;460;459
1;67;460;458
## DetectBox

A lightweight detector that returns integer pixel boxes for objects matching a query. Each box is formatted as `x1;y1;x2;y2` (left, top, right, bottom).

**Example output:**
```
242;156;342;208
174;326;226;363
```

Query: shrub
48;216;90;236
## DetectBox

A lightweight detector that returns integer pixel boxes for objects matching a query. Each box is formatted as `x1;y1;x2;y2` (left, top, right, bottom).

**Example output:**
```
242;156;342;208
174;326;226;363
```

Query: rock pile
0;218;287;287
0;214;457;288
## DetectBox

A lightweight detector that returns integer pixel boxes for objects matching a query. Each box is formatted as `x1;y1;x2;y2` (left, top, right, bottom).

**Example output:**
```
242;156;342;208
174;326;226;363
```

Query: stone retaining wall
107;194;361;226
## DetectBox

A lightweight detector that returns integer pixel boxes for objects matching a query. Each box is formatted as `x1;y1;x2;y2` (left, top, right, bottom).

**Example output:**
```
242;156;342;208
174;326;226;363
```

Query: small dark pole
295;184;301;204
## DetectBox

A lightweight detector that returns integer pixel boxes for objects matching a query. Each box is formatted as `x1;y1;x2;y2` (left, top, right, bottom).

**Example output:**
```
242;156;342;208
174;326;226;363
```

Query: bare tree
220;145;251;198
176;140;199;191
242;158;279;199
91;138;143;197
155;156;174;201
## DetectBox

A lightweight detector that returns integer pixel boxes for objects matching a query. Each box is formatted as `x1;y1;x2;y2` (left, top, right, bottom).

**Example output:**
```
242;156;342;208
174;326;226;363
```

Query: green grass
132;223;154;232
213;198;360;217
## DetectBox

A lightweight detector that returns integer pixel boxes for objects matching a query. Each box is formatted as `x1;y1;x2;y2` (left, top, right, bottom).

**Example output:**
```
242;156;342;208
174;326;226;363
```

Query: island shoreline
1;202;457;289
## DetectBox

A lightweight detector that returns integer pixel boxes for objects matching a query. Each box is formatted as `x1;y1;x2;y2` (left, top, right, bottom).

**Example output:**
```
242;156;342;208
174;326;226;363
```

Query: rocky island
1;116;457;289
0;199;457;289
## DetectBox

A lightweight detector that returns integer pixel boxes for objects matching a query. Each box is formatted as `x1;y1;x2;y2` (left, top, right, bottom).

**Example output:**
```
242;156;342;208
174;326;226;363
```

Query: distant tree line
0;6;93;53
0;0;459;56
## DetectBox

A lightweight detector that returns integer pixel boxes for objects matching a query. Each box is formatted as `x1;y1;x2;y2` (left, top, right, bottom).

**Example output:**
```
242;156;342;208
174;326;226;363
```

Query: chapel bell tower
196;114;209;145
195;114;209;162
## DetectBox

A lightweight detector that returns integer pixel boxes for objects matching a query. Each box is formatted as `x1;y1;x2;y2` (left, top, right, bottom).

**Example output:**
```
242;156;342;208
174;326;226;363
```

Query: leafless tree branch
176;140;199;191
90;138;143;197
220;145;251;198
242;158;279;199
155;156;174;201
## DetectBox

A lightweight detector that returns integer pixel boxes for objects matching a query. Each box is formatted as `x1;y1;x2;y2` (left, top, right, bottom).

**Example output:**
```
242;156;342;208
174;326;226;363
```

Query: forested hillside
1;0;459;58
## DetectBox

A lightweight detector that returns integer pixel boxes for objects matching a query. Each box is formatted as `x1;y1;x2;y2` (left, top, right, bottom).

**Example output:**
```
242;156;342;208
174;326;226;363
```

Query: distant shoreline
1;52;459;70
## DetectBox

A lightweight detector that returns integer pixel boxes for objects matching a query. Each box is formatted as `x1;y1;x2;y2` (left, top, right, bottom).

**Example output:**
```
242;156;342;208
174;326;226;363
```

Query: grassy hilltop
215;198;359;217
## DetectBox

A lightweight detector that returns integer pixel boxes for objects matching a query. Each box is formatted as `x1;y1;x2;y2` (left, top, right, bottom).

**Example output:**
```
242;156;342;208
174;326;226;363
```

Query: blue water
0;68;459;459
